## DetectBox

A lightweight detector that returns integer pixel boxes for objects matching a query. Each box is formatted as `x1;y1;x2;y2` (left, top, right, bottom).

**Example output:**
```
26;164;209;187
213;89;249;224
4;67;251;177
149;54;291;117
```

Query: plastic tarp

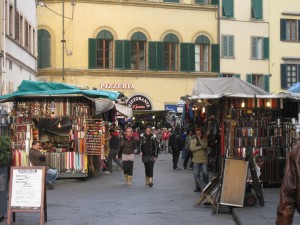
191;77;271;99
0;80;119;102
288;82;300;93
115;104;133;118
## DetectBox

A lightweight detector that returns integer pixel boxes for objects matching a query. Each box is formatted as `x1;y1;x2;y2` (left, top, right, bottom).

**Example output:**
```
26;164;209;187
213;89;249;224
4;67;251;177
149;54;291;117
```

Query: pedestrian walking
276;144;300;225
161;127;170;153
107;128;123;173
169;127;182;170
183;129;194;170
140;126;159;187
190;129;208;192
120;127;138;184
29;141;58;190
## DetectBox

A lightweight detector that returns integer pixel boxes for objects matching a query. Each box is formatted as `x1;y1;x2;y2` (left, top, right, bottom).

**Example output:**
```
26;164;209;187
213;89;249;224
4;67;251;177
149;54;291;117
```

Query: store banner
165;104;177;113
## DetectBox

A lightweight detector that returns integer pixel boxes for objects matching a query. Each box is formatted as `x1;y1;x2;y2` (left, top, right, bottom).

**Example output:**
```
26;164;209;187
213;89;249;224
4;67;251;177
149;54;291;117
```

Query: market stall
0;81;119;179
182;78;299;207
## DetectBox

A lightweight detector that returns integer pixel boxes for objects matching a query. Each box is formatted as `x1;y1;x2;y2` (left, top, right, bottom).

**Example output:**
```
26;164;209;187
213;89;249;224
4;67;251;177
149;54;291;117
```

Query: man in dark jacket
107;129;123;173
169;128;182;170
276;144;300;225
29;141;58;190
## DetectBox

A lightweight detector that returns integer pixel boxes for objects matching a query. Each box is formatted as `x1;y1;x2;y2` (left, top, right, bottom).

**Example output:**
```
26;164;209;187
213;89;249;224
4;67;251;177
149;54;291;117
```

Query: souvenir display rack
10;97;110;179
224;99;294;184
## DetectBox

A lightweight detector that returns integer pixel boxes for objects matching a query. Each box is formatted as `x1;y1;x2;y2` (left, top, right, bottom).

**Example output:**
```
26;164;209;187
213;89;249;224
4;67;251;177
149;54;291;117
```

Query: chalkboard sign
7;166;47;225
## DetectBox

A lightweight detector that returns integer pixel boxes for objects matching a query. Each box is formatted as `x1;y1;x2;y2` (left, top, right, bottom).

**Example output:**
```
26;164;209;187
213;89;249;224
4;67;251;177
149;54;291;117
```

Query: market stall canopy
0;80;119;102
116;104;133;118
192;77;271;99
288;82;300;93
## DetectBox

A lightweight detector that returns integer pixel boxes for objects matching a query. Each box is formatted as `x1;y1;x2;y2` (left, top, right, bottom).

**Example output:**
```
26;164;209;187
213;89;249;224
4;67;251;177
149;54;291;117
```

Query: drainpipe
217;0;220;72
1;0;7;95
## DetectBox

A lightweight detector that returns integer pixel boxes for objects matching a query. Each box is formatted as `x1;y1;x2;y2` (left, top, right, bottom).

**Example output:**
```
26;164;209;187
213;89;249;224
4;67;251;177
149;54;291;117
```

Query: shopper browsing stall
120;127;138;184
29;141;58;190
190;129;208;192
140;126;159;187
107;129;123;173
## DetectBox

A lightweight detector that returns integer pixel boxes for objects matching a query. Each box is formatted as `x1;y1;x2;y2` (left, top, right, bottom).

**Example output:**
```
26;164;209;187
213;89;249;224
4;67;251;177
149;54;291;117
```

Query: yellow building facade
37;0;219;110
270;0;300;93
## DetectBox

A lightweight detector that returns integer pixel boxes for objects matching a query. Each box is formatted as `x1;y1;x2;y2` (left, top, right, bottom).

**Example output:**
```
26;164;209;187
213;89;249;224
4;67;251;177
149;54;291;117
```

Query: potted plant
0;136;11;219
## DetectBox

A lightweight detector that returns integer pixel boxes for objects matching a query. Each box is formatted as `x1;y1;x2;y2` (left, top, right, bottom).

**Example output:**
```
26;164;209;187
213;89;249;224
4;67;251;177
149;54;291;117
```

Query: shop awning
116;104;133;118
0;80;119;102
192;77;271;99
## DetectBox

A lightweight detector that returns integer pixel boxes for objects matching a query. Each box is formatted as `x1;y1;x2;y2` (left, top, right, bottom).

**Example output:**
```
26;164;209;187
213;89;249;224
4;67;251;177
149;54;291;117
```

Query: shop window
251;0;263;20
281;19;299;42
131;32;147;70
221;35;234;58
251;37;269;59
38;29;51;69
163;33;179;71
222;0;234;18
247;74;270;92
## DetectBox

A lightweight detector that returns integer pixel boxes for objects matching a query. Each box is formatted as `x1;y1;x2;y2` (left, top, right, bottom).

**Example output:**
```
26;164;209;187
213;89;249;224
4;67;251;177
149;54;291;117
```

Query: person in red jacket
161;127;170;153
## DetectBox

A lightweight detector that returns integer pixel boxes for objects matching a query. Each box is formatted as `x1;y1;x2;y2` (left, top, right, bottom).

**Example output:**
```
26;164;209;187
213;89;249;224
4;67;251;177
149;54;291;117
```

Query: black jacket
140;133;158;157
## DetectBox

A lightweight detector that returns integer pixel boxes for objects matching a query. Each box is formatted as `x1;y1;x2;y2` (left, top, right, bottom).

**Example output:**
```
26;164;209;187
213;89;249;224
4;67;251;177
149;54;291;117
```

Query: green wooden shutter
211;44;220;73
251;37;257;59
180;43;195;72
280;19;286;41
228;0;234;18
298;20;300;42
124;40;131;70
222;35;227;57
218;74;224;77
38;31;43;69
42;36;51;68
228;36;234;57
195;0;204;4
157;42;164;70
180;43;189;72
115;40;123;69
189;44;195;71
233;74;240;78
211;0;219;5
263;74;270;92
281;64;287;89
148;42;157;70
263;38;269;59
88;39;97;69
148;42;164;71
252;0;263;19
164;0;179;2
298;65;300;82
246;74;253;84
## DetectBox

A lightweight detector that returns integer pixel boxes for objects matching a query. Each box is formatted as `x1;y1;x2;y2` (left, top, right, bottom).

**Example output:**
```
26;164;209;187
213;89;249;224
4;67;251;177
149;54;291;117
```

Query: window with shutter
195;35;210;72
251;0;263;20
96;30;113;69
131;32;147;70
286;19;297;41
251;37;264;59
287;64;297;88
164;34;179;71
88;38;97;69
222;35;234;58
38;29;51;69
222;0;234;18
181;43;195;72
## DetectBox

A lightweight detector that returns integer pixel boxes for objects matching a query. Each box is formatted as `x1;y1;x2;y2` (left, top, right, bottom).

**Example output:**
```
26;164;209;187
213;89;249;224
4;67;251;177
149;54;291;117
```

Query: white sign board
11;168;43;208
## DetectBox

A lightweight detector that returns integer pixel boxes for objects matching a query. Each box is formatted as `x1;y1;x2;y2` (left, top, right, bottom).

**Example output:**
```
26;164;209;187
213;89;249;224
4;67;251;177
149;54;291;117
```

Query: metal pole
62;0;65;80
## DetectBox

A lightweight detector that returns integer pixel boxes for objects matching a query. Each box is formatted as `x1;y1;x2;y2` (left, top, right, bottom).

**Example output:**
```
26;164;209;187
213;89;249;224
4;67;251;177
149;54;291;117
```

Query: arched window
164;33;179;71
38;29;51;69
130;32;147;70
195;35;210;72
96;30;113;69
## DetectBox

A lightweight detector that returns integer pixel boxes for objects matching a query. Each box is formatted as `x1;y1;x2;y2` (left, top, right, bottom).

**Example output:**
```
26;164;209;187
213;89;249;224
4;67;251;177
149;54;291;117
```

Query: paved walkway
2;153;299;225
1;153;235;225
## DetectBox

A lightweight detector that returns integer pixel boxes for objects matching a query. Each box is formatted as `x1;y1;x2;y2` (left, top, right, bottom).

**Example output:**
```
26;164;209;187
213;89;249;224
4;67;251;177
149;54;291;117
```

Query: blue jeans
193;163;208;190
47;168;58;185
